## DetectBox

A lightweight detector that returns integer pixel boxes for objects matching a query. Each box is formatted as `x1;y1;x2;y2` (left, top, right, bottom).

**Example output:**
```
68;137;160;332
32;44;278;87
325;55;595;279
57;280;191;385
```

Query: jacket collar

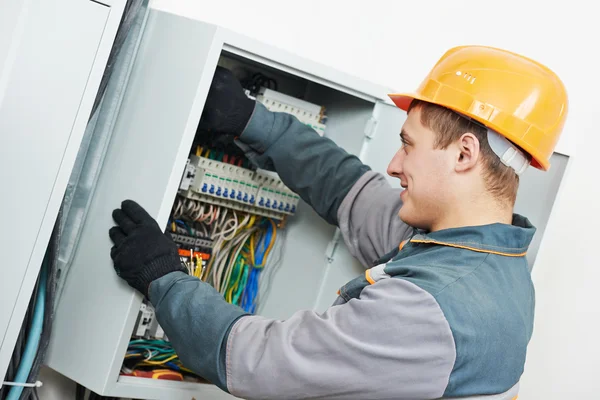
407;214;536;257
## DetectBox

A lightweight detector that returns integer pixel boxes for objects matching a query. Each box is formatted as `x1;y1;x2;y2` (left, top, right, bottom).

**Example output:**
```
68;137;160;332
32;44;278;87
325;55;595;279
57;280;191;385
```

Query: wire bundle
122;340;200;379
170;196;280;313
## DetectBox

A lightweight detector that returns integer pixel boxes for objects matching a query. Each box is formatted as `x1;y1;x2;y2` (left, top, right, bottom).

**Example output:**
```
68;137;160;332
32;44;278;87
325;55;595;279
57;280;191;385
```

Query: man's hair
408;100;519;205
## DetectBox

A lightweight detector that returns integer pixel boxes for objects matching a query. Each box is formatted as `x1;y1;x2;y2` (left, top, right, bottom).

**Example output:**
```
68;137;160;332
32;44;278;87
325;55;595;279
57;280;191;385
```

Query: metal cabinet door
0;0;110;377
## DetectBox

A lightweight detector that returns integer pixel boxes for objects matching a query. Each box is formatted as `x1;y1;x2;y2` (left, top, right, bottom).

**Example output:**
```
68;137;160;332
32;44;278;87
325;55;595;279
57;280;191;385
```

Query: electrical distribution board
43;8;571;400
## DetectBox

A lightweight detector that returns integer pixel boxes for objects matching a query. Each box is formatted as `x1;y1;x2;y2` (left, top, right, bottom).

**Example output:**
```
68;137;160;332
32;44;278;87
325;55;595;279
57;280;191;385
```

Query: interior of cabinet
118;49;376;390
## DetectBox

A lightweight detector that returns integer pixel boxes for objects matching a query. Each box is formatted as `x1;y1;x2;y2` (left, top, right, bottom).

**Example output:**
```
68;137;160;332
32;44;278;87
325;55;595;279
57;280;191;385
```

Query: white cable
219;212;239;241
220;228;255;293
173;197;183;219
2;381;43;388
212;227;254;290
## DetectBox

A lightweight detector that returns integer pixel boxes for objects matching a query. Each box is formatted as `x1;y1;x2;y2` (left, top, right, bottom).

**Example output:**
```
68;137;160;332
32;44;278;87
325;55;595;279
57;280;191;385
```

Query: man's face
387;108;455;231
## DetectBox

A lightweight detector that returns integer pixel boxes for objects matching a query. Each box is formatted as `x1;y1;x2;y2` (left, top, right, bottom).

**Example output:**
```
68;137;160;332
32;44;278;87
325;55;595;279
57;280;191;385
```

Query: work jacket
149;102;535;399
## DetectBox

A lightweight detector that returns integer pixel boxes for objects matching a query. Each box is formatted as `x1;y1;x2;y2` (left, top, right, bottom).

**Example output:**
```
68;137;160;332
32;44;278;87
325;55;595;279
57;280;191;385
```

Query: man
109;46;567;399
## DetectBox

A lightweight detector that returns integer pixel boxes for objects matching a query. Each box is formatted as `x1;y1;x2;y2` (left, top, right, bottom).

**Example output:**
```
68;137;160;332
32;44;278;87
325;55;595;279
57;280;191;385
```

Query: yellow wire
196;146;203;156
193;256;200;278
171;221;176;232
262;220;277;261
249;233;256;266
176;364;195;374
142;355;178;365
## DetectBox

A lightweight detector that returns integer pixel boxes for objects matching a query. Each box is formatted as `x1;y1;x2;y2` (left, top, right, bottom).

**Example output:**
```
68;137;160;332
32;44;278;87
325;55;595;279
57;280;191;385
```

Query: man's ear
455;132;480;172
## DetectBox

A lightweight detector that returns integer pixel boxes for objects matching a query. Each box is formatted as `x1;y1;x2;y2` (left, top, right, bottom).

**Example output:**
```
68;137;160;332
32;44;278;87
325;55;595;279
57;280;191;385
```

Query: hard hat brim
388;93;422;112
388;93;548;171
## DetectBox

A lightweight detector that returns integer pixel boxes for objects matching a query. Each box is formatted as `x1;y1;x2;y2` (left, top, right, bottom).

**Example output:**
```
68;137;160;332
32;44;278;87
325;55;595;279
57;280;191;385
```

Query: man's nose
387;148;404;178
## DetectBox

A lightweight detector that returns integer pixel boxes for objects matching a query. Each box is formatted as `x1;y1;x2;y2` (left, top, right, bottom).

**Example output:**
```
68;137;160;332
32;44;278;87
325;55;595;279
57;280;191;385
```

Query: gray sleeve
148;271;247;392
226;278;456;400
337;171;414;267
235;102;370;225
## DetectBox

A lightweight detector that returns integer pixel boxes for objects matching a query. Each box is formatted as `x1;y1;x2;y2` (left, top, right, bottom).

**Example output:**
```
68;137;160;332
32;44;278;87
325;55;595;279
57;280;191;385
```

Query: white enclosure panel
514;153;569;269
45;12;225;393
0;0;110;379
0;0;26;79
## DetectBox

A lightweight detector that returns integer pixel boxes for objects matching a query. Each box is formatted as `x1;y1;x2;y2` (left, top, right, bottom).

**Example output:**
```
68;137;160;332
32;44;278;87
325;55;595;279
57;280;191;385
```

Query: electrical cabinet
45;8;572;400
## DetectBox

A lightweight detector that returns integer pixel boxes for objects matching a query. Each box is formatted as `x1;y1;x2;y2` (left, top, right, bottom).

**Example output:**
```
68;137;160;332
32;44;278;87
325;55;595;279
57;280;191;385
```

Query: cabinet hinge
364;117;378;139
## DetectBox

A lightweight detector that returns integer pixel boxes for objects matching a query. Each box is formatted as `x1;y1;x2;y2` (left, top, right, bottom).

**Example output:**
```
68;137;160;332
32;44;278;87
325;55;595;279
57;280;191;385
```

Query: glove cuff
232;97;256;136
138;253;187;297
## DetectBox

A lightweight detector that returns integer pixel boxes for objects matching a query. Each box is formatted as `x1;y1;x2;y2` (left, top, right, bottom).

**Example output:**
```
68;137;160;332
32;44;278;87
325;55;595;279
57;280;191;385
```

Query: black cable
75;383;85;400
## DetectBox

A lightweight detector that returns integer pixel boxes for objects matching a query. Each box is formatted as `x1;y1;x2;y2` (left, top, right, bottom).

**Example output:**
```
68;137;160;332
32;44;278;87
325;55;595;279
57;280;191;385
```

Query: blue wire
165;361;181;371
7;257;47;400
255;223;272;266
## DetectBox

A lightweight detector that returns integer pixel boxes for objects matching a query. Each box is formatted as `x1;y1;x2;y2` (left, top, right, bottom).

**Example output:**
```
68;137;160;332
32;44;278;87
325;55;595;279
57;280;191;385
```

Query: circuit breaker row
179;155;300;220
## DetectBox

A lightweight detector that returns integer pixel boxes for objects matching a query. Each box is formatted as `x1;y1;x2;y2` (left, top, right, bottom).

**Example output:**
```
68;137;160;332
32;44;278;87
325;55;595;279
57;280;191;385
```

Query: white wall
40;0;599;398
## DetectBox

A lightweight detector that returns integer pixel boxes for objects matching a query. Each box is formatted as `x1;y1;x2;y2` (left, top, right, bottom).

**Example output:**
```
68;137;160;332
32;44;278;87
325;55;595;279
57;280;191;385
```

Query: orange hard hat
389;45;568;171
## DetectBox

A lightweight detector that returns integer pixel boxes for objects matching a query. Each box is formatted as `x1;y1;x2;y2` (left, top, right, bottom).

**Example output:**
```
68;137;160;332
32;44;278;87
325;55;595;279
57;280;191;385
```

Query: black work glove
109;199;187;297
197;66;256;136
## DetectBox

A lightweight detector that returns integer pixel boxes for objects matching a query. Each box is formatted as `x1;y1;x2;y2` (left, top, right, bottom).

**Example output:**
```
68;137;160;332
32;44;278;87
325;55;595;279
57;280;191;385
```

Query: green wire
233;262;249;305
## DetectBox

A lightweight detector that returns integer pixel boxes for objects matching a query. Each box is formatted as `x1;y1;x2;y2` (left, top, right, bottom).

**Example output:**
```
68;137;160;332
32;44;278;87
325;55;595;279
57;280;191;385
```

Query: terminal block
178;155;300;220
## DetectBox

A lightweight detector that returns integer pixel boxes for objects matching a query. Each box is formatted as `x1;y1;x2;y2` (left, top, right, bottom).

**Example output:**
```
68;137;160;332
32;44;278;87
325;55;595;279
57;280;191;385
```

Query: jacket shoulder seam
432;254;491;297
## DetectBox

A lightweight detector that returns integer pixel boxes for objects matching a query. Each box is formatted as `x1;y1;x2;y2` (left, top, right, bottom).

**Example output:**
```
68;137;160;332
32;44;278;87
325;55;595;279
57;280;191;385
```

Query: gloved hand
197;66;256;136
109;200;187;297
